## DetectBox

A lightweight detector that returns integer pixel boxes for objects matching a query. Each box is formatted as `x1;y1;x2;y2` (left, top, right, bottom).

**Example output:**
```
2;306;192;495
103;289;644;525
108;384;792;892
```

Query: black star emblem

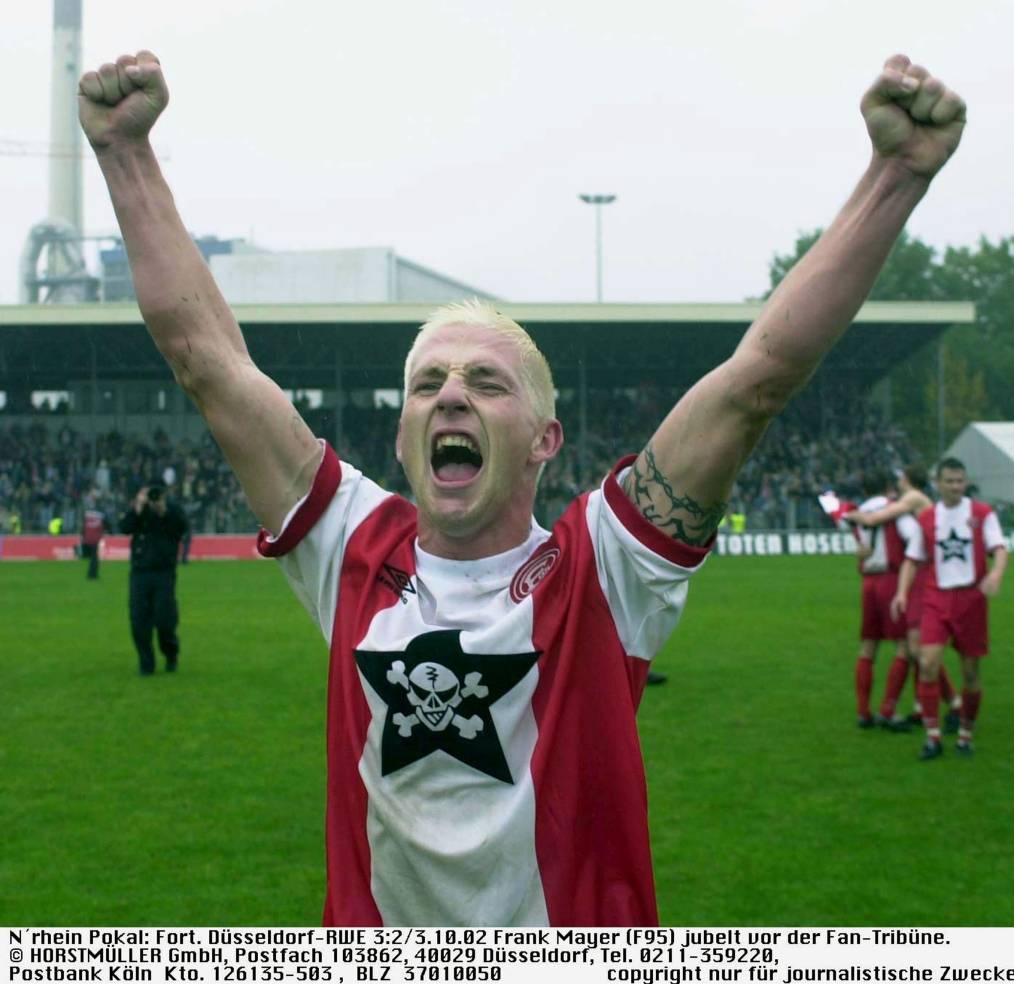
355;630;539;784
938;528;971;562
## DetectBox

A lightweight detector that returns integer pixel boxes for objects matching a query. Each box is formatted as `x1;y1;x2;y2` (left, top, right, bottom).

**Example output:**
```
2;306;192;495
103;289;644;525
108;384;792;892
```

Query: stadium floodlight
578;194;617;303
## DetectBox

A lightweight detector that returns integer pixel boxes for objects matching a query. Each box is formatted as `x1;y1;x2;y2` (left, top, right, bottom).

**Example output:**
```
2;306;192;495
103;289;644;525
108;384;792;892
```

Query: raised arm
79;52;321;534
844;489;927;527
624;56;965;545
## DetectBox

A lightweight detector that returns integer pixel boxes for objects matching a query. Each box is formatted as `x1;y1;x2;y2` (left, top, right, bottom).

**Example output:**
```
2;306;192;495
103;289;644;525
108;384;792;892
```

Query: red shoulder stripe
257;443;341;558
603;455;713;569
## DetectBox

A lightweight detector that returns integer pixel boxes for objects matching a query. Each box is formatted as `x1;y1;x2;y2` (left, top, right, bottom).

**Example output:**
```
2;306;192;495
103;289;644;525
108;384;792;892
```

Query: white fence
714;531;1014;557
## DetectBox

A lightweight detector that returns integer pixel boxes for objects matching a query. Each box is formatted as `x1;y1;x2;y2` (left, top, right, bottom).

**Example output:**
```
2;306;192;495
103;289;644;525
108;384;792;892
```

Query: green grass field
1;555;1011;926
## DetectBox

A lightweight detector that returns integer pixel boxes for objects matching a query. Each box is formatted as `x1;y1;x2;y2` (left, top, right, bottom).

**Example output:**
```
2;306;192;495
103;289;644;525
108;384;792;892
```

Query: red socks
939;666;958;706
879;656;910;718
855;658;874;718
917;679;941;738
960;689;981;733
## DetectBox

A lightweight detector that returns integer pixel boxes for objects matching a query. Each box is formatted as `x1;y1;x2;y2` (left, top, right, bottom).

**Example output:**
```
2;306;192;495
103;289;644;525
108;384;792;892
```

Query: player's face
936;468;967;507
397;323;560;557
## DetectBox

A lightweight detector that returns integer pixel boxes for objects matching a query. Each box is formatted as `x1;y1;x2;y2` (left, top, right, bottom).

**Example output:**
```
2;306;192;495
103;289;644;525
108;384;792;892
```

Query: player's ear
395;419;404;464
530;419;563;465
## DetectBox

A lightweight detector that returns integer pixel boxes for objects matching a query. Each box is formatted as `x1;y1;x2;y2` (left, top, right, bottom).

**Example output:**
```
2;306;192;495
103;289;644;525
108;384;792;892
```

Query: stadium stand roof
944;422;1014;504
0;300;976;394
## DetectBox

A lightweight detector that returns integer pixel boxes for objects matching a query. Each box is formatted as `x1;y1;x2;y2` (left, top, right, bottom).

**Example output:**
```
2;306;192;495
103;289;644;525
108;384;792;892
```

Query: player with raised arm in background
892;459;1006;760
80;50;965;925
845;463;960;729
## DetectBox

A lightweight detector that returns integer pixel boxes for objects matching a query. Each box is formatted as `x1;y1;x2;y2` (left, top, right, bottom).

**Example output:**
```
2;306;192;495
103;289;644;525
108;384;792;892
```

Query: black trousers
129;569;180;673
81;543;100;579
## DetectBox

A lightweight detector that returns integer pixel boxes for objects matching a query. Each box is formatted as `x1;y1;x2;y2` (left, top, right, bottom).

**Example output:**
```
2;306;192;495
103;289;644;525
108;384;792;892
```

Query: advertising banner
2;531;1011;560
0;534;261;561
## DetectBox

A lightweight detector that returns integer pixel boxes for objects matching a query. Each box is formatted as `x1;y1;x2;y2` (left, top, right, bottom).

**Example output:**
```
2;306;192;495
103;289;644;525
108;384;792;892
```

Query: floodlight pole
334;346;345;455
89;333;98;472
937;335;946;458
579;194;616;302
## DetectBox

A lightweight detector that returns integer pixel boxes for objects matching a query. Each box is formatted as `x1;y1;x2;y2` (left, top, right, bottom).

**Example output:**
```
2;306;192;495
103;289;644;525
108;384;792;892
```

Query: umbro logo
377;563;416;604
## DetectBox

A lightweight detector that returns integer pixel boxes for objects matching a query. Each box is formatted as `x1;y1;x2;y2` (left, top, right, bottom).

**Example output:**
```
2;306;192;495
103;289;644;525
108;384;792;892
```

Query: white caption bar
4;928;1014;984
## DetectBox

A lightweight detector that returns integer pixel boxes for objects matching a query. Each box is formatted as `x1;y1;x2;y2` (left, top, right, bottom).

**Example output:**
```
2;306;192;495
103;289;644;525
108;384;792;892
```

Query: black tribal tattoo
623;444;727;546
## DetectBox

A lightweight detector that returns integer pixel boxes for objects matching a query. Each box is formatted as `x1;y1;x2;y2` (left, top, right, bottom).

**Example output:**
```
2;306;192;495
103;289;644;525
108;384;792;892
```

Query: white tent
944;422;1014;504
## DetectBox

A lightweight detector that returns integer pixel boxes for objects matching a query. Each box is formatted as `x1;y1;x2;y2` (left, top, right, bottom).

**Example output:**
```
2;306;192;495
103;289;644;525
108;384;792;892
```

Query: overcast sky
2;0;1010;306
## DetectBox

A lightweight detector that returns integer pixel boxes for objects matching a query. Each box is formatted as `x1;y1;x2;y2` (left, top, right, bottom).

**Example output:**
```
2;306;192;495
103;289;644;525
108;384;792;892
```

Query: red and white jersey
258;444;709;927
856;495;919;575
905;498;1005;590
81;509;105;546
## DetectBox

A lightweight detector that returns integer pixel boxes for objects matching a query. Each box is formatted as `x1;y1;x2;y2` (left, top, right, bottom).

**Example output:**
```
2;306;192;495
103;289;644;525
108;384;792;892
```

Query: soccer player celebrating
892;459;1007;759
851;471;918;730
80;51;965;924
845;464;960;729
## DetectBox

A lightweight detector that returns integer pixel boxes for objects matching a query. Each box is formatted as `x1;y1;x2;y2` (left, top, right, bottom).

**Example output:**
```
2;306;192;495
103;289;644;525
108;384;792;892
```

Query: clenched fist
78;50;168;151
861;54;966;180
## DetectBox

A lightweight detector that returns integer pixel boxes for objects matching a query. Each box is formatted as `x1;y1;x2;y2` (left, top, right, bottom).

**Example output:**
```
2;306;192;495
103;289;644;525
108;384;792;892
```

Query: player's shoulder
344;488;418;552
970;498;995;521
904;489;933;513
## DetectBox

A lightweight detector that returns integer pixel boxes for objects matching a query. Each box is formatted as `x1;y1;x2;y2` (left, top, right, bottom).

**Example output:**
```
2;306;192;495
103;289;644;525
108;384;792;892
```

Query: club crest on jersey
377;563;416;604
509;547;561;603
355;630;540;784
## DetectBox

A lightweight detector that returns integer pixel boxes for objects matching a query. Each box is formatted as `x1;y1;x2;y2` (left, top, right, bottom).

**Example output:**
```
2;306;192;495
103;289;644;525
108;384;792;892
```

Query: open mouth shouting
431;432;484;487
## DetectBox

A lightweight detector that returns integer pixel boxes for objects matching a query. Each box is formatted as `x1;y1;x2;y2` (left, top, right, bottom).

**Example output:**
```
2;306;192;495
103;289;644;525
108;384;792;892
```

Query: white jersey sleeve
257;442;392;644
583;460;711;660
984;510;1005;552
896;512;920;546
858;495;889;572
904;520;927;562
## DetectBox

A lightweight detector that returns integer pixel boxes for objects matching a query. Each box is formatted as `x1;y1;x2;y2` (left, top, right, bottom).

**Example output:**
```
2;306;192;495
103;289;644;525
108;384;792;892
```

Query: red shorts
906;569;927;631
919;586;989;658
861;573;904;641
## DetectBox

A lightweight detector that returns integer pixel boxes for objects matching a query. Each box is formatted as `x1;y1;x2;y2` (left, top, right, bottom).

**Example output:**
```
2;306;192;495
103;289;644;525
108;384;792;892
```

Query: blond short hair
403;299;556;422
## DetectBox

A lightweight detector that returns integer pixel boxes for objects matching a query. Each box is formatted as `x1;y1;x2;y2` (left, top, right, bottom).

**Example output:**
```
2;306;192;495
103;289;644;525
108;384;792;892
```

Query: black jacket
120;502;189;572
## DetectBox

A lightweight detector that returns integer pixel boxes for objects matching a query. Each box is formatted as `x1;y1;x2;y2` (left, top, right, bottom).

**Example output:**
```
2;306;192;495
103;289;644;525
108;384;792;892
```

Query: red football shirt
81;509;105;546
259;444;710;926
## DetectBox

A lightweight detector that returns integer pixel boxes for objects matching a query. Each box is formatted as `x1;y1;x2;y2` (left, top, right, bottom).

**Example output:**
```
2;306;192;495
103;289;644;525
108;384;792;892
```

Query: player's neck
417;511;534;561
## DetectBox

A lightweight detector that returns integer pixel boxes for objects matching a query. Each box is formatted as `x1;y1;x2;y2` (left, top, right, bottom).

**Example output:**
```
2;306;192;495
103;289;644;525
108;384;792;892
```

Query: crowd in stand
0;422;255;536
0;389;961;536
539;385;921;529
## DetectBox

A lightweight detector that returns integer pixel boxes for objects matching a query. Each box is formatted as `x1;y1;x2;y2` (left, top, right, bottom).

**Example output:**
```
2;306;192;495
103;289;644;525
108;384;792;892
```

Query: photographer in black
121;484;188;675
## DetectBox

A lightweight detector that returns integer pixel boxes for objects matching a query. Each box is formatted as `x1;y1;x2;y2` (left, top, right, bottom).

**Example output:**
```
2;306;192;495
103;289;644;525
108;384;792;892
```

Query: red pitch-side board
0;534;262;561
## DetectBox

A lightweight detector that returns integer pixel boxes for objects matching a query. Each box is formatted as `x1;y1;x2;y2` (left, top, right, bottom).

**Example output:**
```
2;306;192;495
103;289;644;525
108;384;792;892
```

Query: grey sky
2;0;1010;306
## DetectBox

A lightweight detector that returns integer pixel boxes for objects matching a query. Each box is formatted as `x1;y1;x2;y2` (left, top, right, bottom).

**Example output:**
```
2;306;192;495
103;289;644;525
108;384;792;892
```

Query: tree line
766;231;1013;456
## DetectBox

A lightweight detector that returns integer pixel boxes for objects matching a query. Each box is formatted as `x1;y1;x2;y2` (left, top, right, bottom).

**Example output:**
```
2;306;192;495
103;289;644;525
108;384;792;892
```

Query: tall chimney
49;0;83;233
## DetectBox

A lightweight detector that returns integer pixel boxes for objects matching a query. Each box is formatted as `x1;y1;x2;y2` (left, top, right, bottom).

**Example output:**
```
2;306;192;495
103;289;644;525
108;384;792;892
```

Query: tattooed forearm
623;444;727;545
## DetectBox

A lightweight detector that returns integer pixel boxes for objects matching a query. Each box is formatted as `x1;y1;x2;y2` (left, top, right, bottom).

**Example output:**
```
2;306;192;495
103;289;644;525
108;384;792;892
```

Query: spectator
0;391;936;536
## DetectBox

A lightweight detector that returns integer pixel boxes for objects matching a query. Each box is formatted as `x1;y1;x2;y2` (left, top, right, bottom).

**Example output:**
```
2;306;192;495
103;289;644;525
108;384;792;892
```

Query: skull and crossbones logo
386;660;489;740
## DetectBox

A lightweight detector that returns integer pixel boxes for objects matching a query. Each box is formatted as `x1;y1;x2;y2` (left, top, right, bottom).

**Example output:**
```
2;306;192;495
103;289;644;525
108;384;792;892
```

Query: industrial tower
20;0;98;303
